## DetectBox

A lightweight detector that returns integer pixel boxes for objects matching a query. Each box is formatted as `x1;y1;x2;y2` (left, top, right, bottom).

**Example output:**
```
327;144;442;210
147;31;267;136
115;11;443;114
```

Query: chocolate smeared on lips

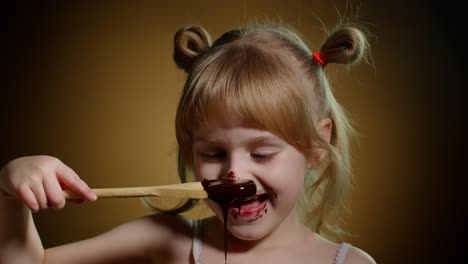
202;176;256;264
230;193;271;223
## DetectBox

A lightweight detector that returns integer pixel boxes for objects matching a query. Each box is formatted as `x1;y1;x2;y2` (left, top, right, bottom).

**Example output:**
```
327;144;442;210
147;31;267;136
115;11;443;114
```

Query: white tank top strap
192;219;202;264
334;242;351;264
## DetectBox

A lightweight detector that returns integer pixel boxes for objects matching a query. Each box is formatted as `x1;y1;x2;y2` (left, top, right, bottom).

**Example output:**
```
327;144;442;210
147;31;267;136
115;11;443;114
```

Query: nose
222;152;247;182
226;171;237;182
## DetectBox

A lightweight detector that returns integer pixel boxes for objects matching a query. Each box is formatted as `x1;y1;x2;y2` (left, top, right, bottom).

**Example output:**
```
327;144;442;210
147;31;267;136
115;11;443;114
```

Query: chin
228;219;272;241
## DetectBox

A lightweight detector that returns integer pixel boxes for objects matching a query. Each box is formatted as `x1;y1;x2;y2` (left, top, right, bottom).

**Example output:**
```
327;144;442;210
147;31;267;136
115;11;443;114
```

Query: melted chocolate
202;176;256;263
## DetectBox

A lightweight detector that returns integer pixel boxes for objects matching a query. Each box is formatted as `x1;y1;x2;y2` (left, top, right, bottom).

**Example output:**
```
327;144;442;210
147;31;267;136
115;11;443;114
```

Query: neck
227;210;309;251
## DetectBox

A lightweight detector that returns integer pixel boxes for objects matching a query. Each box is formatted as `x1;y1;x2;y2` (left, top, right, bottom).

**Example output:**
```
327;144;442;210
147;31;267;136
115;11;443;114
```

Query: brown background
3;1;464;263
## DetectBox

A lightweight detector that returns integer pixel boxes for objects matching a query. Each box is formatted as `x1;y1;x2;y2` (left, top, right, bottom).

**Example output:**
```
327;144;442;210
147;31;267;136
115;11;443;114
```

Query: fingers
43;175;66;210
30;182;48;210
55;162;97;202
3;156;98;213
17;185;39;212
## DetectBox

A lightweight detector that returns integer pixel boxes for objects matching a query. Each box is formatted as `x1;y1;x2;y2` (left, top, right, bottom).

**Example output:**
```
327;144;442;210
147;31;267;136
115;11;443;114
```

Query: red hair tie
313;51;327;67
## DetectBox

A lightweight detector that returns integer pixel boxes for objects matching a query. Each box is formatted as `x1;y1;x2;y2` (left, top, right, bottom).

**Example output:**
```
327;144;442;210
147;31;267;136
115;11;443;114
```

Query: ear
306;118;332;169
317;117;332;145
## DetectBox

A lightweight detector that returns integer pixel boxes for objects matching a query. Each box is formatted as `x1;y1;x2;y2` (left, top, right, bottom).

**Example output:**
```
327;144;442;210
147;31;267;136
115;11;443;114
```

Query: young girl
0;21;376;263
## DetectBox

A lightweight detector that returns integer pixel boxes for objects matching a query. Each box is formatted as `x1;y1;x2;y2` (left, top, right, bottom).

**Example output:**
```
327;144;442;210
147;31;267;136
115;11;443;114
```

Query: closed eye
199;152;225;161
251;152;277;163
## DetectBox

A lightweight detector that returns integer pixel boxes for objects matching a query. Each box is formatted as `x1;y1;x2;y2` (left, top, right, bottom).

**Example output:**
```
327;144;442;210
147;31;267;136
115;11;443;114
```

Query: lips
230;194;269;216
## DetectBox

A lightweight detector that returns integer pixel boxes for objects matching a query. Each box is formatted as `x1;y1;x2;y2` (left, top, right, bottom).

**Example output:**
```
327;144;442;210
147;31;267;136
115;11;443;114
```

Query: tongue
236;198;263;211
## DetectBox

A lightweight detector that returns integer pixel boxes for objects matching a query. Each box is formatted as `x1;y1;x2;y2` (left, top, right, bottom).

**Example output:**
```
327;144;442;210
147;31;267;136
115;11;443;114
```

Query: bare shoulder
306;234;376;264
345;245;377;264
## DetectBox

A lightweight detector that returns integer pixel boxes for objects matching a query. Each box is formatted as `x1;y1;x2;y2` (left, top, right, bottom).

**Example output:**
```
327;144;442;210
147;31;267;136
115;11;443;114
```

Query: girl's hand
0;155;97;212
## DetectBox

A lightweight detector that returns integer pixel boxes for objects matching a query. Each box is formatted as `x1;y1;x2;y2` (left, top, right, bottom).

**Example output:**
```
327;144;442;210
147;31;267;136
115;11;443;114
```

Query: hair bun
319;26;368;65
173;25;212;73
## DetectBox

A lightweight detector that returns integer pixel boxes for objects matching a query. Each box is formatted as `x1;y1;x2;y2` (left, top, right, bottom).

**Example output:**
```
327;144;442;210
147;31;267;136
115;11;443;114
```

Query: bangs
176;42;315;155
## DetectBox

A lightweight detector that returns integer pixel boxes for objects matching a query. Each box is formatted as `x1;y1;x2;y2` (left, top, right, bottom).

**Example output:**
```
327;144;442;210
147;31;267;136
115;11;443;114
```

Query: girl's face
192;125;308;241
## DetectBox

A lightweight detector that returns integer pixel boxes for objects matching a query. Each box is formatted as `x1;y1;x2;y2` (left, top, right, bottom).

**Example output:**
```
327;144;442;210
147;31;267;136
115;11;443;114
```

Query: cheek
267;152;307;199
277;167;305;194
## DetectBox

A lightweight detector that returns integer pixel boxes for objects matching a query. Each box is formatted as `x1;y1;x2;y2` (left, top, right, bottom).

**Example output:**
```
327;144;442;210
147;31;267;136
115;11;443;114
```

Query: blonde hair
145;21;370;240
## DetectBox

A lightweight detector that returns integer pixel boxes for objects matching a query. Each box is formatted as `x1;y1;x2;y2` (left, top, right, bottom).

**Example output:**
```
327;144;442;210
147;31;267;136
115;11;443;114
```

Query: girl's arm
0;155;95;263
42;214;169;264
0;156;189;264
1;196;178;264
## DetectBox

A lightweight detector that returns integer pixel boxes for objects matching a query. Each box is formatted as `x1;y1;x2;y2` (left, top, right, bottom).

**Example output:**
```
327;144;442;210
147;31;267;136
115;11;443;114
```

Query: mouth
230;193;269;217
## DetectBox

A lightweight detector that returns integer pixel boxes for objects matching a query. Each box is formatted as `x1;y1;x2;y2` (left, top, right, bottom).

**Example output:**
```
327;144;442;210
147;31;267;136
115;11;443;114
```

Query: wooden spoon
2;182;208;200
